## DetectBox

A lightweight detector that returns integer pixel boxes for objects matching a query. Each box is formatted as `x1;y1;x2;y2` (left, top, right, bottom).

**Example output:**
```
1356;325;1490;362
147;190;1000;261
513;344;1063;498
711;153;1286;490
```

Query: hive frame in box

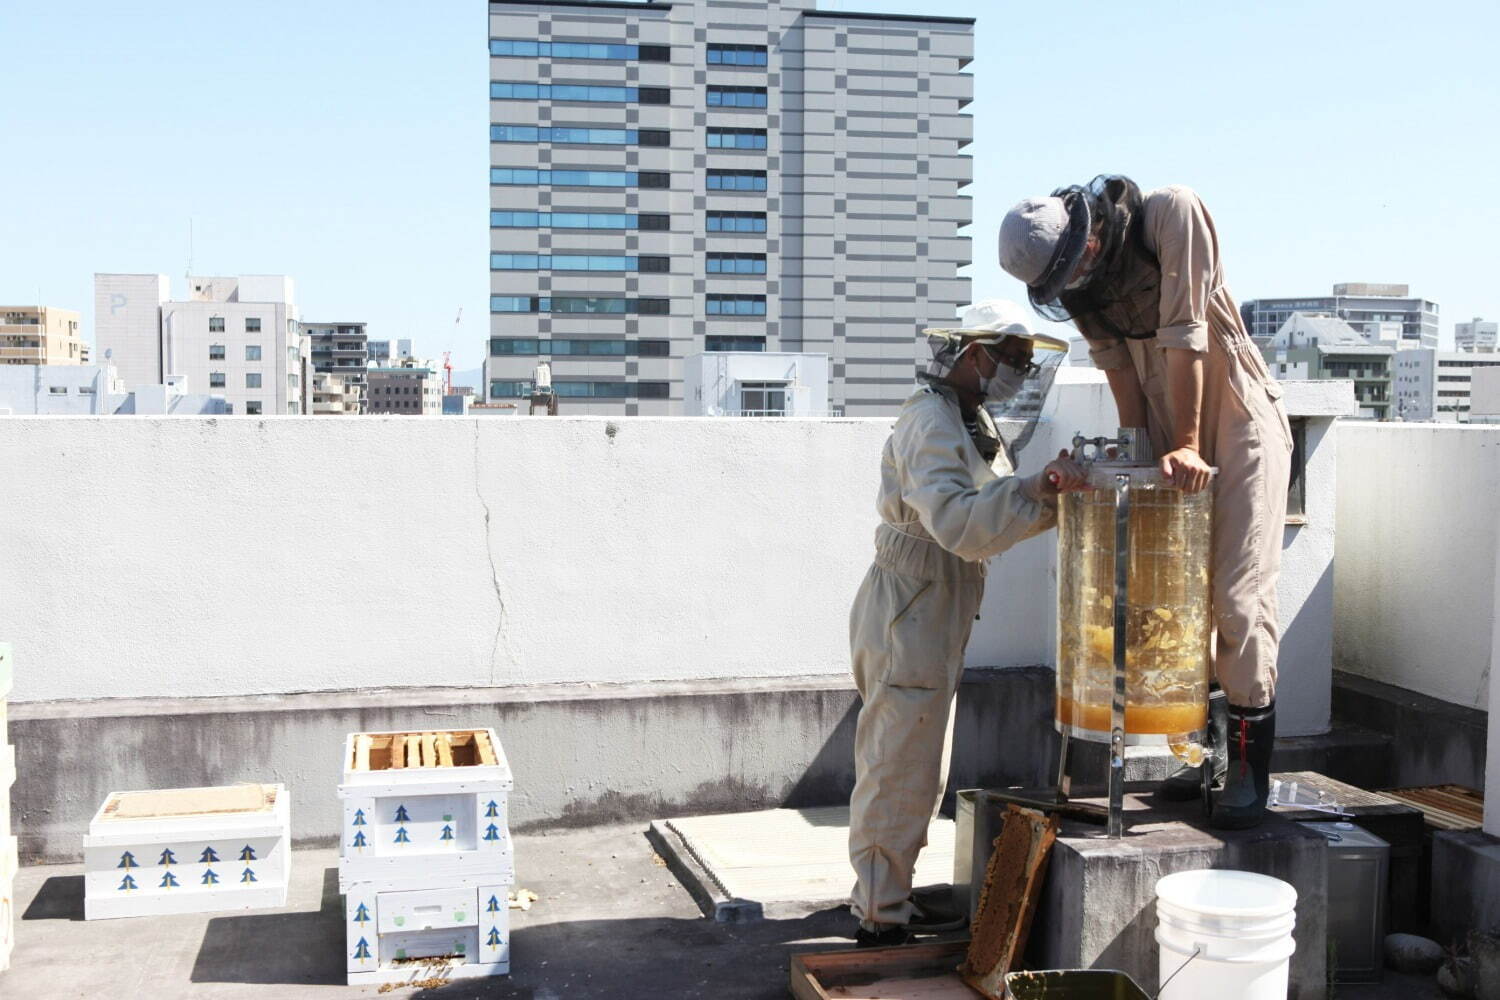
82;784;290;920
338;729;515;894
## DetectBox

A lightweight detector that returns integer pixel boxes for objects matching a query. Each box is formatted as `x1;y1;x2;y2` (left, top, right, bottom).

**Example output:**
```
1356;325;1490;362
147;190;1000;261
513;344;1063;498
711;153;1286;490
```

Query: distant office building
484;0;975;415
683;352;831;416
301;322;369;413
1263;313;1393;419
0;363;228;415
367;340;393;365
95;274;171;385
1393;348;1500;422
1241;283;1438;350
161;276;309;415
1456;317;1498;353
368;359;442;415
1468;367;1500;422
1;305;86;366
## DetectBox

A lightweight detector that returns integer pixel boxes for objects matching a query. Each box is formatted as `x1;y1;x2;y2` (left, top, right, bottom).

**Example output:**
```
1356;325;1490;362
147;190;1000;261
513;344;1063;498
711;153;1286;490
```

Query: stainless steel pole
1109;473;1131;838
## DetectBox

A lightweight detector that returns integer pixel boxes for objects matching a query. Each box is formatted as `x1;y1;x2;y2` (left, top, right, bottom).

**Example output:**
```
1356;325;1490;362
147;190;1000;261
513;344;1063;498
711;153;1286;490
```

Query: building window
209;317;226;333
492;82;660;103
638;44;671;62
209;344;226;361
707;253;767;274
246;401;263;415
707;335;766;352
637;339;671;357
638;213;671;231
636;298;671;316
707;127;767;150
490;381;535;398
490;338;542;356
210;372;226;388
245;317;261;333
637;86;671;105
637;171;671;189
739;381;787;416
707;44;768;66
707;295;767;316
245;345;262;361
489;296;670;315
707;170;767;191
552;339;628;356
637;381;670;399
491;254;642;271
488;39;669;62
48;385;68;395
494;211;628;229
246;373;263;389
1286;418;1307;523
638;128;670;147
638;256;671;273
707;86;768;108
707;211;767;233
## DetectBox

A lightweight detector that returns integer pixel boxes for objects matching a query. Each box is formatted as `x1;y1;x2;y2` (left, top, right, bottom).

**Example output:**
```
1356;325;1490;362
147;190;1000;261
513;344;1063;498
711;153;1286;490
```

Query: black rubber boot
1210;701;1276;830
855;924;913;948
1159;687;1228;801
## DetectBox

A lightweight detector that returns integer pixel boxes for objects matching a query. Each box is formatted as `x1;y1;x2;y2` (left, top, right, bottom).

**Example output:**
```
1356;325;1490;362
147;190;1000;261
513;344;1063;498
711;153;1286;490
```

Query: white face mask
981;364;1026;405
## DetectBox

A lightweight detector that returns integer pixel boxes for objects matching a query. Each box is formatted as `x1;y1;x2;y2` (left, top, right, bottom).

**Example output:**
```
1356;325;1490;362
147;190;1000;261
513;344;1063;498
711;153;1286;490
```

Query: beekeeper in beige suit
1000;175;1293;830
847;301;1083;947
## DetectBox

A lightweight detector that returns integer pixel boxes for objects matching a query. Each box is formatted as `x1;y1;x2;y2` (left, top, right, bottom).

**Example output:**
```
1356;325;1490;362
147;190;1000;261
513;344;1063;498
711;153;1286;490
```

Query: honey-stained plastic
1056;467;1212;743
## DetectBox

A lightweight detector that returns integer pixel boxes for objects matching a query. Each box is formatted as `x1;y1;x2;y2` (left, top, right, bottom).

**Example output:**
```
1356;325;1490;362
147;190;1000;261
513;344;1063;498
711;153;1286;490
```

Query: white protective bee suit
847;381;1057;929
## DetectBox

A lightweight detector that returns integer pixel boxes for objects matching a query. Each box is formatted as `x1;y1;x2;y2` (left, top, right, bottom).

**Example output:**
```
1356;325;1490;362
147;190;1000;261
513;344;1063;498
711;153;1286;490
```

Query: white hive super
338;729;515;987
81;782;290;920
0;644;14;970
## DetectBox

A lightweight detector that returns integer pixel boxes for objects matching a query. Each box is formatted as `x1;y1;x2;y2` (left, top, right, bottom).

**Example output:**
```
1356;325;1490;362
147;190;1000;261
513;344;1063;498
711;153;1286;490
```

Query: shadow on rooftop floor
189;867;346;986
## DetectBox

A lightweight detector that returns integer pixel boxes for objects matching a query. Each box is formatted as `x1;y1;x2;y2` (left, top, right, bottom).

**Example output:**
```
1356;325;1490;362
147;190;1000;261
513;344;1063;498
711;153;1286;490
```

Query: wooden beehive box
338;729;514;893
81;783;290;920
343;880;512;987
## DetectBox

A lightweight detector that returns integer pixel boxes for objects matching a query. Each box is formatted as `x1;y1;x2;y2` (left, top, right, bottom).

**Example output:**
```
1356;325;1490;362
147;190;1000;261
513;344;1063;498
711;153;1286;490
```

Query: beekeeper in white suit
847;300;1083;947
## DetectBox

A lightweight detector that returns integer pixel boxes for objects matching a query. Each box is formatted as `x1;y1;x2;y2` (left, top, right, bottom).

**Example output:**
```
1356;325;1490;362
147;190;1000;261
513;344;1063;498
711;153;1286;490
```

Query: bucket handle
1155;945;1202;999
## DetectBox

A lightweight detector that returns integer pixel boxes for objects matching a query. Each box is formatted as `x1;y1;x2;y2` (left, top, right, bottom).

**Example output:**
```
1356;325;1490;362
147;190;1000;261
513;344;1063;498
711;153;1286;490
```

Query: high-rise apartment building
0;306;86;366
161;276;309;415
1456;317;1498;353
1241;283;1438;350
484;0;974;415
301;322;370;413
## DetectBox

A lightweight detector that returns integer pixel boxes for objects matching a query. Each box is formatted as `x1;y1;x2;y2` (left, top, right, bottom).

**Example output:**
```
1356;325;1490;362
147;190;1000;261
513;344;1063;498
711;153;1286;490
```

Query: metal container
954;789;1007;924
1004;969;1151;999
1300;821;1389;983
1056;431;1214;748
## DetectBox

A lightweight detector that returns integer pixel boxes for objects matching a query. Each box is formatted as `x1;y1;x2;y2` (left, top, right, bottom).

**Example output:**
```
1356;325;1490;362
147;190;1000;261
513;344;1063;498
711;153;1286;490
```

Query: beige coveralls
848;385;1055;929
1080;185;1293;709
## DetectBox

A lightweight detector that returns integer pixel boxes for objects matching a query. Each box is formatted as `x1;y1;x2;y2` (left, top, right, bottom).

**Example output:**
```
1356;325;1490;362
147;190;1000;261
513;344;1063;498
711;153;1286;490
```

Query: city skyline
2;0;1496;370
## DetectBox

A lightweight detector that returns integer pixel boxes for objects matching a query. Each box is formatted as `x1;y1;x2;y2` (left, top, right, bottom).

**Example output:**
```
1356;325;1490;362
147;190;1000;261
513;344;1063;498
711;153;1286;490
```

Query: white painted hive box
338;729;514;893
344;882;512;986
82;783;290;920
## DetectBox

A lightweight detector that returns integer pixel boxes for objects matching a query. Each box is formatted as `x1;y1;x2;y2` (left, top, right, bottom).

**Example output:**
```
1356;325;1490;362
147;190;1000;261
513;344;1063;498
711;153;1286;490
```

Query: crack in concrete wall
473;421;512;685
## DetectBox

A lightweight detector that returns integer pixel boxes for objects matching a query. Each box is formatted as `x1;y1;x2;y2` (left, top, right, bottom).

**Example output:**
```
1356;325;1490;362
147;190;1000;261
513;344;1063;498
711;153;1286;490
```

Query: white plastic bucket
1154;869;1297;1000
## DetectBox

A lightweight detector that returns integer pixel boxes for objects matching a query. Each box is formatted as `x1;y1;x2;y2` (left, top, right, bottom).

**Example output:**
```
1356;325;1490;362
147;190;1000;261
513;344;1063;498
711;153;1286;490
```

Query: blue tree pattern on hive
241;868;258;883
485;801;500;818
352;830;368;849
160;871;179;888
440;825;454;841
199;846;219;863
118;874;138;891
483;824;501;842
117;852;138;869
239;845;257;861
486;895;501;913
202;869;220;885
394;805;410;823
353;938;372;961
352;809;367;826
394;827;411;844
353;902;371;924
159;849;176;865
487;928;503;948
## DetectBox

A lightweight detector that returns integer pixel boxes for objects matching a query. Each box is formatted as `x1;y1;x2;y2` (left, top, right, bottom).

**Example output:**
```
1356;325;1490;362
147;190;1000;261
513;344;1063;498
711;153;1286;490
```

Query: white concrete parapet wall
1335;423;1500;711
0;381;1346;737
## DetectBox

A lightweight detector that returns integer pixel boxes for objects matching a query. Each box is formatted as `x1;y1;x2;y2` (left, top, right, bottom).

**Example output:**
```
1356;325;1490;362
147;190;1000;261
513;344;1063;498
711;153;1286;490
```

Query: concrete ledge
1332;670;1487;789
9;667;1060;863
1431;829;1500;945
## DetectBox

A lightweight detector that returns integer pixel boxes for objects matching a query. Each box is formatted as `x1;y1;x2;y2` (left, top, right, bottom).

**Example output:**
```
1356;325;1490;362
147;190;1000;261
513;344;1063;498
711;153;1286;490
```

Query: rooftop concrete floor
4;823;1448;999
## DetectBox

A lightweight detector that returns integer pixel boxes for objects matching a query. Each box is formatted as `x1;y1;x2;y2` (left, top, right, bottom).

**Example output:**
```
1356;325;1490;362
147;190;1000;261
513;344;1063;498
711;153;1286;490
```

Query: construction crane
443;351;454;396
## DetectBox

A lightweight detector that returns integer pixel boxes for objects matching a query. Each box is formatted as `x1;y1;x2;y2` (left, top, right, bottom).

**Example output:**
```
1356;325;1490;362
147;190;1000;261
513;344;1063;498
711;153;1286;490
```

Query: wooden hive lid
101;784;278;822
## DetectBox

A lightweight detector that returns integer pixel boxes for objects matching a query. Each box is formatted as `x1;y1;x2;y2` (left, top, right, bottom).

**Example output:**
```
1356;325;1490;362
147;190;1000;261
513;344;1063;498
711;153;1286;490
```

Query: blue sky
2;0;1495;369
